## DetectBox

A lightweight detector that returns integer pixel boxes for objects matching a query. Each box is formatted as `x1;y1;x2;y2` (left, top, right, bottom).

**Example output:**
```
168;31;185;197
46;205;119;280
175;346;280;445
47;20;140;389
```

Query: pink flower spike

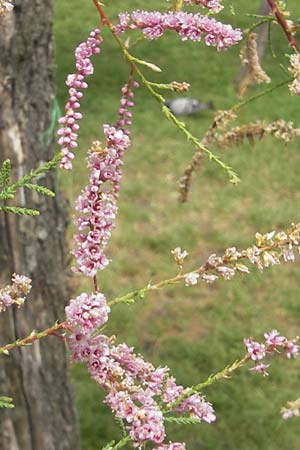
115;10;242;50
57;28;102;170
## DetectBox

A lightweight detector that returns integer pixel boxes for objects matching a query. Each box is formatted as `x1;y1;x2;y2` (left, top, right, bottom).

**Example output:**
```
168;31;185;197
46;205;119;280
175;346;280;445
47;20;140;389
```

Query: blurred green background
54;1;300;449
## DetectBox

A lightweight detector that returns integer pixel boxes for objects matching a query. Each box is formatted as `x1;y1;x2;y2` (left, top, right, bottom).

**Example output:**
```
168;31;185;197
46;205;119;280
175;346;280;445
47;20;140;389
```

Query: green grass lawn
54;1;300;449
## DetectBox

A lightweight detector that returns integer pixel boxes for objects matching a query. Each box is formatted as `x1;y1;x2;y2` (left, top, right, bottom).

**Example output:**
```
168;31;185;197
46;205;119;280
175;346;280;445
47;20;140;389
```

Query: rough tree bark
0;1;80;449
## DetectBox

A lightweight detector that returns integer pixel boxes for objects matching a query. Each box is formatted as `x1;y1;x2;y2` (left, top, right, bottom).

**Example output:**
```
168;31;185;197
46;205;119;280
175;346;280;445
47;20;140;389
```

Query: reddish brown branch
0;322;68;355
93;0;115;32
267;0;300;52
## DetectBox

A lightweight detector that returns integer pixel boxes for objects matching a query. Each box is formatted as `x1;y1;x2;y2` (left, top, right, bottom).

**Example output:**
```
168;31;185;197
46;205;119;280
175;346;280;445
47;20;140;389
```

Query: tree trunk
0;1;80;449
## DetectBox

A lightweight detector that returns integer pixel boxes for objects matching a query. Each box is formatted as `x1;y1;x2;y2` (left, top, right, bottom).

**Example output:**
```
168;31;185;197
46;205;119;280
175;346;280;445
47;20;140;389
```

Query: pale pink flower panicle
245;330;300;376
116;10;242;50
67;328;216;449
72;81;138;277
57;28;102;170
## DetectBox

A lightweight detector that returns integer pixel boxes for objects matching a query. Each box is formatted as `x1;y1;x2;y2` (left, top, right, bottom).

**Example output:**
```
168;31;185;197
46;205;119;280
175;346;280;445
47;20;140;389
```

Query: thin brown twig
267;0;300;52
0;322;68;355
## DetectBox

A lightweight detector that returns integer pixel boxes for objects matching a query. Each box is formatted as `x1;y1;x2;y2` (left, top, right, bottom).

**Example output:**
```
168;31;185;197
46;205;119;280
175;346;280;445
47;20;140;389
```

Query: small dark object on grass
165;97;214;116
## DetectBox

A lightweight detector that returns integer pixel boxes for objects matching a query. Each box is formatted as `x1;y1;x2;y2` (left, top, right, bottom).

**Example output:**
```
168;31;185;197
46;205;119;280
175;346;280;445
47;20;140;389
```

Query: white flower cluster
288;53;300;95
0;0;14;17
178;223;300;289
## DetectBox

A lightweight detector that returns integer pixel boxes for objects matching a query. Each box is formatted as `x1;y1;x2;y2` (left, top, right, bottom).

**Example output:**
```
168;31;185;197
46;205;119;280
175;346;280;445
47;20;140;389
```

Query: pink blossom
106;389;138;422
144;367;169;395
129;406;166;447
249;363;270;377
176;393;216;423
72;81;138;277
244;338;266;361
154;443;186;450
65;292;110;334
264;329;286;350
162;377;184;403
0;273;32;312
284;341;299;359
0;292;13;311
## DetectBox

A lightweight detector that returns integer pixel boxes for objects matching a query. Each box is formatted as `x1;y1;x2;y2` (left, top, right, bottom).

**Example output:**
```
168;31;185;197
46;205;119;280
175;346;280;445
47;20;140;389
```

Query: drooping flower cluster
115;11;242;50
244;330;300;376
281;398;300;420
114;80;139;134
239;32;271;97
65;286;215;449
180;223;300;288
210;119;300;149
72;81;138;277
57;28;102;170
0;274;32;312
288;53;300;95
0;0;13;16
68;322;215;448
184;0;223;13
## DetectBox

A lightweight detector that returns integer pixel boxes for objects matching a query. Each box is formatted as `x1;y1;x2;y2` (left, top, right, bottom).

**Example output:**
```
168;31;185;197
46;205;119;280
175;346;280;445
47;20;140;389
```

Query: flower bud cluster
115;11;242;50
244;330;299;376
212;119;300;149
0;274;32;312
115;80;139;134
182;223;300;288
170;81;190;92
0;0;13;16
171;247;189;267
57;28;102;170
184;0;223;13
288;53;300;95
66;291;215;449
72;82;138;277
